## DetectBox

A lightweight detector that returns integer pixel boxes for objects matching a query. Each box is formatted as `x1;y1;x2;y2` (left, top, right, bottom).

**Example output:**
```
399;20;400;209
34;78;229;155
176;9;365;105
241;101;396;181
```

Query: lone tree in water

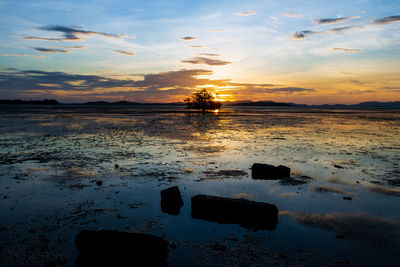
184;88;222;113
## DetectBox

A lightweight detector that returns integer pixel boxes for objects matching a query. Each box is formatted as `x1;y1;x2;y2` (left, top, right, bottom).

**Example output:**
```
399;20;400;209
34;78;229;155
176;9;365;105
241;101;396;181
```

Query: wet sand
0;105;399;266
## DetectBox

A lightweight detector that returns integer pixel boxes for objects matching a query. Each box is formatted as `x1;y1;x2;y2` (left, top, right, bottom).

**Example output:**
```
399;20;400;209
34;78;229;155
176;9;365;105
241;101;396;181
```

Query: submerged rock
252;163;291;179
160;186;184;215
191;195;278;230
75;230;168;266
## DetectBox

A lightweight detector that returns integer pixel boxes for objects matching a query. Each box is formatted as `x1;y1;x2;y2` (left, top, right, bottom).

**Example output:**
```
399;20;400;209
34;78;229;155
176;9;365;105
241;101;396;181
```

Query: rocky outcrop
160;186;184;215
252;163;290;179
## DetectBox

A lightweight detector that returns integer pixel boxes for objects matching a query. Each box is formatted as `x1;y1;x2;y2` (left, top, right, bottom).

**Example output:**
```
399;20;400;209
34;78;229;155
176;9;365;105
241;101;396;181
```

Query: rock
75;230;168;266
191;195;278;230
252;163;290;179
343;196;352;200
160;186;184;215
96;181;102;186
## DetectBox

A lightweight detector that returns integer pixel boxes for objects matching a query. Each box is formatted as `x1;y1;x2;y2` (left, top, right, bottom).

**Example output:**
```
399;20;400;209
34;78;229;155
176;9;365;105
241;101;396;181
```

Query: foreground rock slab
75;230;168;266
191;195;278;230
160;186;184;215
252;163;291;179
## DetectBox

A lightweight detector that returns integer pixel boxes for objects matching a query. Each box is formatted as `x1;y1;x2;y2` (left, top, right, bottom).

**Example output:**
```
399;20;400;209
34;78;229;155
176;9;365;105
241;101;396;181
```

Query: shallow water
0;105;399;266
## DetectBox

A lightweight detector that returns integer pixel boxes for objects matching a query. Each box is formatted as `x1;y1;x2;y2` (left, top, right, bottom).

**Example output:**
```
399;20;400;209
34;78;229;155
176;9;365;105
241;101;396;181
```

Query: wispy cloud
1;54;28;57
235;11;256;16
181;56;231;66
292;30;321;40
205;29;221;33
181;36;196;41
69;45;86;50
24;25;126;42
333;48;361;52
33;47;70;53
313;16;359;25
114;49;136;56
373;15;400;25
198;53;219;56
284;12;302;18
0;54;45;58
191;45;205;48
329;25;362;33
265;87;316;94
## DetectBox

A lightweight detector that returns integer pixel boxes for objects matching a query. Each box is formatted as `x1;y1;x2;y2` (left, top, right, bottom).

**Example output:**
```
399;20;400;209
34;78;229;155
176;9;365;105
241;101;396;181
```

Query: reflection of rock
191;195;278;230
160;186;184;215
252;163;290;179
75;230;168;266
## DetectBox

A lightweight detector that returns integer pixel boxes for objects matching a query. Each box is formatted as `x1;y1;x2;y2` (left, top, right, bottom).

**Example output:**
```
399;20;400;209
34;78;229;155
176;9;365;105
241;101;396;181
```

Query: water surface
0;105;399;266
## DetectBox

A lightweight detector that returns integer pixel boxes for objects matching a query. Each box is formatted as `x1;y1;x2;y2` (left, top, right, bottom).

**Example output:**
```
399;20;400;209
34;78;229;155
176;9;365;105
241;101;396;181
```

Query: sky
0;0;399;104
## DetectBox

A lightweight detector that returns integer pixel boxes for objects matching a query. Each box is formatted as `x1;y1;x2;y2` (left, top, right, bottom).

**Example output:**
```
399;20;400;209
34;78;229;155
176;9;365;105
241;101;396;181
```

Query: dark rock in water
160;186;184;215
343;196;352;200
75;230;168;266
191;195;278;230
252;163;290;179
96;181;102;186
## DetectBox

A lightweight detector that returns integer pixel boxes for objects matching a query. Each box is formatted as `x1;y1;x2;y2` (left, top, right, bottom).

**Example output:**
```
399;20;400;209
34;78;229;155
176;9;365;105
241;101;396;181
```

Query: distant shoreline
1;99;400;109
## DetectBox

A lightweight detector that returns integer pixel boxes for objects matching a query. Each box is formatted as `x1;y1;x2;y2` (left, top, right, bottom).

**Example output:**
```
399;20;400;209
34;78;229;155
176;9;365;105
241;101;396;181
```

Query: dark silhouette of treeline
1;99;399;108
0;99;59;105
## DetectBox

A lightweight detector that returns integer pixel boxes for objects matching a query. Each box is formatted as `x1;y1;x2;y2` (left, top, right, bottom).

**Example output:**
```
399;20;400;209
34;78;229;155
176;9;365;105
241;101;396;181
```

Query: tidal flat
0;105;399;266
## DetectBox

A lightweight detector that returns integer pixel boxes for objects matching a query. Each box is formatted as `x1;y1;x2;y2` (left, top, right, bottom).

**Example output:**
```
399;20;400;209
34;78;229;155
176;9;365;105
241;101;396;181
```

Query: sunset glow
0;1;399;104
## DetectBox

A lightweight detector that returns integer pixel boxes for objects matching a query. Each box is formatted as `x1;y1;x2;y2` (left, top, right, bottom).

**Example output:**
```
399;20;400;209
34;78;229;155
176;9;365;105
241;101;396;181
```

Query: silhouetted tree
184;88;222;113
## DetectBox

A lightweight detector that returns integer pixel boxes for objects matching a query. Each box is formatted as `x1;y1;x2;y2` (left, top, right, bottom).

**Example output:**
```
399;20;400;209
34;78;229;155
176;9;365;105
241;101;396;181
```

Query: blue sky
0;0;399;103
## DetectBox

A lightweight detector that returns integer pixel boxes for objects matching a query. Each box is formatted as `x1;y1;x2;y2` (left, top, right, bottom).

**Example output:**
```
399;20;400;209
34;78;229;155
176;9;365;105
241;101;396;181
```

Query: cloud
0;54;45;58
181;56;231;66
235;11;256;16
313;16;358;25
284;12;302;18
24;25;125;42
33;47;70;53
329;25;362;33
1;54;29;57
0;69;229;93
69;46;86;50
181;36;196;41
191;45;205;48
205;29;221;33
198;53;219;57
333;48;361;52
373;15;400;25
264;87;315;94
114;49;136;56
292;30;321;40
281;211;400;245
0;68;315;101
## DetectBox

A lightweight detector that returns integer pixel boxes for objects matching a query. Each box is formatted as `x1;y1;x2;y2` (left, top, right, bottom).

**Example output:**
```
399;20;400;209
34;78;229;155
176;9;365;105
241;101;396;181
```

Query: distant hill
0;99;59;105
83;101;185;106
1;99;399;108
225;100;293;107
225;100;400;108
306;101;400;109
